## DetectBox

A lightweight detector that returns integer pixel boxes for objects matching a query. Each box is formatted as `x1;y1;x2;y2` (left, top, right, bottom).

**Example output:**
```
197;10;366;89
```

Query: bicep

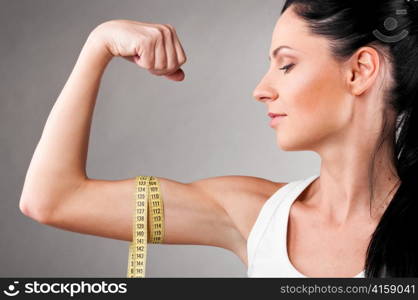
41;175;245;252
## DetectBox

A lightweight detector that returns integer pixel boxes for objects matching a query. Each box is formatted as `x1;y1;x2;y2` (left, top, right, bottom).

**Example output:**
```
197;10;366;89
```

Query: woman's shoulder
215;176;287;237
234;174;319;230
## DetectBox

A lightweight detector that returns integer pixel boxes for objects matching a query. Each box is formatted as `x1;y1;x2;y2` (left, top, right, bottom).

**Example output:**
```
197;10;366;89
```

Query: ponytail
365;96;418;277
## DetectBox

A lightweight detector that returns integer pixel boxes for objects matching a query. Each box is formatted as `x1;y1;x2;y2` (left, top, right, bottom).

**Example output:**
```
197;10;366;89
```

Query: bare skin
252;7;400;276
19;6;400;278
18;18;280;271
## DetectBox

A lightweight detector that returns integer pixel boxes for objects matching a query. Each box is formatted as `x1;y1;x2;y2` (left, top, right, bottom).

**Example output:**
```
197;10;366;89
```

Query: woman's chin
276;139;294;151
276;136;304;151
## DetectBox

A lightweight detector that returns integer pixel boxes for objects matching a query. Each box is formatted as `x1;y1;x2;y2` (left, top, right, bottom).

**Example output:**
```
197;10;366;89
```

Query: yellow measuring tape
127;176;165;278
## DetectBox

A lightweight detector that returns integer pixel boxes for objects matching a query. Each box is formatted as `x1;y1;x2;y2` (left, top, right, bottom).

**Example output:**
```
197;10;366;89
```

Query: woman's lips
269;115;286;128
268;113;287;118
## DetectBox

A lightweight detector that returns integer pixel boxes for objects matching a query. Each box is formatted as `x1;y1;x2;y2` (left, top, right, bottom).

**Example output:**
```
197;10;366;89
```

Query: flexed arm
18;21;282;262
19;20;187;221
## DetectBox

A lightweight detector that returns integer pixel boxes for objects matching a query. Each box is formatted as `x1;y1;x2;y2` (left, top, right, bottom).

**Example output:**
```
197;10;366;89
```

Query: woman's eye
279;63;295;74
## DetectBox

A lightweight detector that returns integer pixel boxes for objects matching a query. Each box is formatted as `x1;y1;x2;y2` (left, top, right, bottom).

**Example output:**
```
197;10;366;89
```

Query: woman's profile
19;0;418;277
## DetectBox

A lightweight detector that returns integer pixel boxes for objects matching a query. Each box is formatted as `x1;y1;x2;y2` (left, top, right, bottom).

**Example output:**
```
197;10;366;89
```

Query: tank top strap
247;174;319;276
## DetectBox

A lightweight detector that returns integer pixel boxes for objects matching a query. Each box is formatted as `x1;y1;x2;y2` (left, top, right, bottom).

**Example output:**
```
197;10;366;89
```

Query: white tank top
247;174;365;278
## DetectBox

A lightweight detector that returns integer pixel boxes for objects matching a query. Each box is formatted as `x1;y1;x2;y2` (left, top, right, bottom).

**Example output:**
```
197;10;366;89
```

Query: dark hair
280;0;418;277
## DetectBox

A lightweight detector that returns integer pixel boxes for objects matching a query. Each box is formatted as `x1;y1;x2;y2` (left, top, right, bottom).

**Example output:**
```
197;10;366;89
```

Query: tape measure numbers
127;176;165;278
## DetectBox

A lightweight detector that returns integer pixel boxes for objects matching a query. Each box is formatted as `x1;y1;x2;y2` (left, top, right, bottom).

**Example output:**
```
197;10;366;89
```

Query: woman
19;0;418;277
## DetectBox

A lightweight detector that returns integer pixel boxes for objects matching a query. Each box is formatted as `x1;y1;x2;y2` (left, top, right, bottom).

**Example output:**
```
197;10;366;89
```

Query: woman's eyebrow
268;45;298;61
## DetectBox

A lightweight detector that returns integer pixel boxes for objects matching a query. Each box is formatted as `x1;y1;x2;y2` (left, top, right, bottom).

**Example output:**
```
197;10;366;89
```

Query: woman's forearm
20;31;113;220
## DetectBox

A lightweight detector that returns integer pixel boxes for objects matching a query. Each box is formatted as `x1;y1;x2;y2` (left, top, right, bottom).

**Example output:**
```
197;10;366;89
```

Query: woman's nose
253;82;278;103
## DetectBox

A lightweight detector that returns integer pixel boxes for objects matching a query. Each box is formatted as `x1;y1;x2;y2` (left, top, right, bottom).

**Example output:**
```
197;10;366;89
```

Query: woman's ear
346;46;380;96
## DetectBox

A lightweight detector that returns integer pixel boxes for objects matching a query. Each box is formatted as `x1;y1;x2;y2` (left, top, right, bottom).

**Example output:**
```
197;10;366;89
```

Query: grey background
0;0;319;277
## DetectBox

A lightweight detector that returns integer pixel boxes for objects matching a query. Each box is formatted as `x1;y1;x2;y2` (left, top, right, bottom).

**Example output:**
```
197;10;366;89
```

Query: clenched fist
90;19;187;81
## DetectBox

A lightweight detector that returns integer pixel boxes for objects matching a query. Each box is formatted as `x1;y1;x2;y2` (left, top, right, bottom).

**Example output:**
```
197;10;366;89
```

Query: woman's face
253;6;353;152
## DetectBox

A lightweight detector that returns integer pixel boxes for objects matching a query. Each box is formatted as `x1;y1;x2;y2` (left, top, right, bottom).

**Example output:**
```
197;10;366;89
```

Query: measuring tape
127;176;165;278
